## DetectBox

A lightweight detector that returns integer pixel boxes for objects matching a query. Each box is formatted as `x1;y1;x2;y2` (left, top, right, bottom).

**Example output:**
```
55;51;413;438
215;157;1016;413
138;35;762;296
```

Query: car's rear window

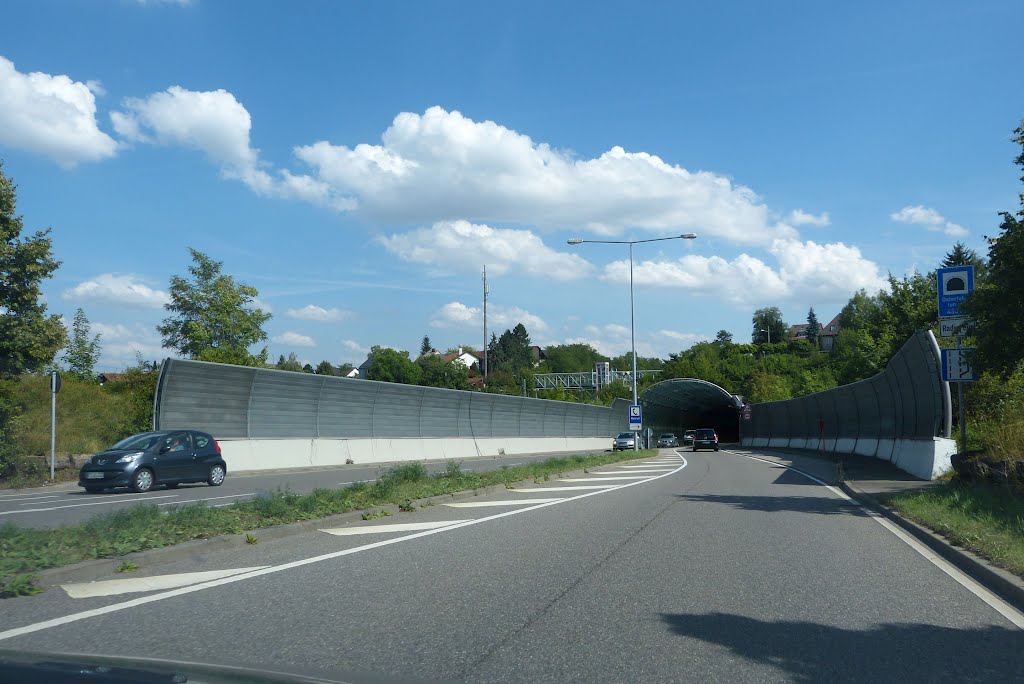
660;434;674;438
696;429;716;438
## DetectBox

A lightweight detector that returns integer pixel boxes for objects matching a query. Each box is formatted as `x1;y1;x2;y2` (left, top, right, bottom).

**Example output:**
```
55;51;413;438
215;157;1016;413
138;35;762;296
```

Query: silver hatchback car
613;432;636;450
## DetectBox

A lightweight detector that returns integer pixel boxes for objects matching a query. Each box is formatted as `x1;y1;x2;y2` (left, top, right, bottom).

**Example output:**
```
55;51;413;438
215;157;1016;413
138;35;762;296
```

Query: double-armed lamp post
567;234;698;429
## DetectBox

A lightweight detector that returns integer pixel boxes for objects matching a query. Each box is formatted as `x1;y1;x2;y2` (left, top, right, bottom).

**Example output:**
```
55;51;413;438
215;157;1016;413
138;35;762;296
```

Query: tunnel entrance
640;378;743;443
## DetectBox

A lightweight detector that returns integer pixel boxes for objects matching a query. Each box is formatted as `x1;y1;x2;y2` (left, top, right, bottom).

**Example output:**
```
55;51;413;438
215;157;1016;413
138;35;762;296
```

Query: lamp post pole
567;233;698;449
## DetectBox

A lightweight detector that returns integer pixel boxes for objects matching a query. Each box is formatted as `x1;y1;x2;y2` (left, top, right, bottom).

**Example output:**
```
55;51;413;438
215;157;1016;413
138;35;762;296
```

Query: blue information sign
628;404;642;431
936;266;975;318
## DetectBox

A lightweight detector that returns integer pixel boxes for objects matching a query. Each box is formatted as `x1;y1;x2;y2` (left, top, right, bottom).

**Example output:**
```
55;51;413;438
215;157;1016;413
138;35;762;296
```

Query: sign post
629;404;642;450
937;266;975;457
50;370;61;480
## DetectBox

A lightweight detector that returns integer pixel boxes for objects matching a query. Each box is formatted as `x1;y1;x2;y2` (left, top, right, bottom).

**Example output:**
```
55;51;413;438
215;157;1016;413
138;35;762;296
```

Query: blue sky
1;1;1021;371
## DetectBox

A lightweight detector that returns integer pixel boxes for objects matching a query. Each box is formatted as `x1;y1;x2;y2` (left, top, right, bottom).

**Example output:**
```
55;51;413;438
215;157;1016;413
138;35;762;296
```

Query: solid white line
319;520;474;535
558;476;653;482
338;480;375;486
443;498;563;508
62;567;270;599
0;457;687;642
157;493;255;507
0;490;76;500
619;465;677;469
730;450;1024;630
0;494;179;516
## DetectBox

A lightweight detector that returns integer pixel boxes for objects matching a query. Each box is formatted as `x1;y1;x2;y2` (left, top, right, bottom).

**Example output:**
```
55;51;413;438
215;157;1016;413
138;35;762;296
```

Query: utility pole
482;266;489;380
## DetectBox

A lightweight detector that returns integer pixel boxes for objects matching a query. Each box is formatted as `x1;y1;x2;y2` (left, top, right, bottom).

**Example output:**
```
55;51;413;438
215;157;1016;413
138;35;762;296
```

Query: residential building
818;314;842;352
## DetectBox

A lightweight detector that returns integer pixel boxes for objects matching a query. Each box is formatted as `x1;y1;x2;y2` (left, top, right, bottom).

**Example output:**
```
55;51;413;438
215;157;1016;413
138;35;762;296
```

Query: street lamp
567;233;698;448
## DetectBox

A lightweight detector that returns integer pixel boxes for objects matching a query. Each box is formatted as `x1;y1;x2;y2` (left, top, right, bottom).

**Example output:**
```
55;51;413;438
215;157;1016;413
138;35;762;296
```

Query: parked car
656;433;679;448
78;430;227;494
613;432;637;450
692;428;719;452
682;429;696;446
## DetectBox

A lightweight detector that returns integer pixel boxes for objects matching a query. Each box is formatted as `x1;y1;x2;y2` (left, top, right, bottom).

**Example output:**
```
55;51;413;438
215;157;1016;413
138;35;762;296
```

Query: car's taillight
214;439;222;455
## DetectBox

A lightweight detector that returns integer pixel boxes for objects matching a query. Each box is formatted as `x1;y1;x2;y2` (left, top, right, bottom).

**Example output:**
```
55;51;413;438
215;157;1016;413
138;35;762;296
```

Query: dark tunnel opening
640;379;743;443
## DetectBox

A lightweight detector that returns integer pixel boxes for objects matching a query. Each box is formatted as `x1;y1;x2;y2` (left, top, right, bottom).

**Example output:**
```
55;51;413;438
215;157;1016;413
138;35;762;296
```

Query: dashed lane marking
319;520;474;536
62;567;270;599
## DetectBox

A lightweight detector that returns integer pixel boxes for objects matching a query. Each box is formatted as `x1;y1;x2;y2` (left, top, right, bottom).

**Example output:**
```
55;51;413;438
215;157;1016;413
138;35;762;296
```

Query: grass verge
878;482;1024;578
0;450;657;596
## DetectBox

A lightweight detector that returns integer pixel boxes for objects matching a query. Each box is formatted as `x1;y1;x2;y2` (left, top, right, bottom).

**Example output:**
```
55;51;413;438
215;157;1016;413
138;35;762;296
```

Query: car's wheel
692;447;697;452
84;486;104;494
131;468;154;493
165;482;179;489
208;464;226;486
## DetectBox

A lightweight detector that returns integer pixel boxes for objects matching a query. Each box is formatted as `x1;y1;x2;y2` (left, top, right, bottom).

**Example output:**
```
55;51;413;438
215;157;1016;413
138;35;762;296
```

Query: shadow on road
660;611;1023;682
674;492;868;517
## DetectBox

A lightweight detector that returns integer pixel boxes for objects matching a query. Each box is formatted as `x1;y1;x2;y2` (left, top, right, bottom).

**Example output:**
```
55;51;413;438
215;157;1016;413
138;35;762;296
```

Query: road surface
1;447;1020;683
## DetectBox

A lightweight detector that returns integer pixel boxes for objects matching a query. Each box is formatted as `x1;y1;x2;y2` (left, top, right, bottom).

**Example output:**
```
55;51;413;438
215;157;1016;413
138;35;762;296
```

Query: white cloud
787;209;830;227
272;331;316;348
601;239;886;307
430;301;548;334
62;273;169;308
286;304;351;321
276;107;795;245
92;322;168;371
890;204;968;238
341;339;365;353
0;56;118;167
379;220;594;281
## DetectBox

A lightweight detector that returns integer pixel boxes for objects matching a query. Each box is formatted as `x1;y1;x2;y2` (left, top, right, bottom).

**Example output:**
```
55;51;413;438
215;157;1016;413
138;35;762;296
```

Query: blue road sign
941;348;978;382
937;266;975;318
629;404;642;431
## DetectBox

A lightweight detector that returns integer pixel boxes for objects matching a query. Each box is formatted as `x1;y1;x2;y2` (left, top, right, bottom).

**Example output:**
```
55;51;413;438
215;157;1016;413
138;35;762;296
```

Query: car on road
78;430;227;494
682;429;696;446
691;428;719;451
656;433;679;448
613;432;637;450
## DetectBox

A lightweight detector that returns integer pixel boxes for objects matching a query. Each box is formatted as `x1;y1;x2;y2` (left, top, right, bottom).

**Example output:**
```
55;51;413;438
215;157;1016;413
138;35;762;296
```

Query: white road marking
16;496;63;505
731;450;1024;630
558;476;653;482
0;457;687;642
62;567;270;599
0;490;77;500
338;480;376;486
157;493;255;506
443;498;563;508
320;520;474;535
588;469;673;474
619;465;676;469
0;494;179;516
512;485;619;492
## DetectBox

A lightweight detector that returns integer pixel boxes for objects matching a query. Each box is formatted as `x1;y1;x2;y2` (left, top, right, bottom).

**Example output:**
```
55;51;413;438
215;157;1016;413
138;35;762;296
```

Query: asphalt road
1;447;1021;683
0;449;607;529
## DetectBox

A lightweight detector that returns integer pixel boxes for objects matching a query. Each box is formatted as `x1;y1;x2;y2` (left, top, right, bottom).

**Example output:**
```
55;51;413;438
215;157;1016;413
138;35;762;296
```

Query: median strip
0;449;656;597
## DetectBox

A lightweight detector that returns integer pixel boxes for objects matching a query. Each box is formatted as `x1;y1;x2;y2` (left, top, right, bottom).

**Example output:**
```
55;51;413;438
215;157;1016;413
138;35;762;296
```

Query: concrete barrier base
219;437;613;472
740;436;955;480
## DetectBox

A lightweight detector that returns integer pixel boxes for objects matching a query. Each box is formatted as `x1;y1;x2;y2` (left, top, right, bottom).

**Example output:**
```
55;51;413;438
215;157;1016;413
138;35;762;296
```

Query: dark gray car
78;430;227;494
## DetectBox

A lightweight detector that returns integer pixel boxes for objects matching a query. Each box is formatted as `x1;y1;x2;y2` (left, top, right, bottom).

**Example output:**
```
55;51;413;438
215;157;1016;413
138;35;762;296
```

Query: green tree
417;354;469;389
337;362;355;377
830;328;884;384
419;335;433;357
748;370;792;402
610;353;664;371
540;343;604;373
315;360;336;376
366;346;422;384
158;249;271;366
752;307;786;344
302;363;314;373
0;161;67;377
805;308;820;347
872;272;937;361
486;324;533;374
962;121;1024;378
942;241;987;282
63;308;101;381
715;330;733;347
275;353;303;372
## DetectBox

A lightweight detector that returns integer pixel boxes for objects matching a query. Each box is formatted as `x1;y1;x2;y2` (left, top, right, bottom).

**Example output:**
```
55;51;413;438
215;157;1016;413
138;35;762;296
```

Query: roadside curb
32;453;661;588
840;479;1024;613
